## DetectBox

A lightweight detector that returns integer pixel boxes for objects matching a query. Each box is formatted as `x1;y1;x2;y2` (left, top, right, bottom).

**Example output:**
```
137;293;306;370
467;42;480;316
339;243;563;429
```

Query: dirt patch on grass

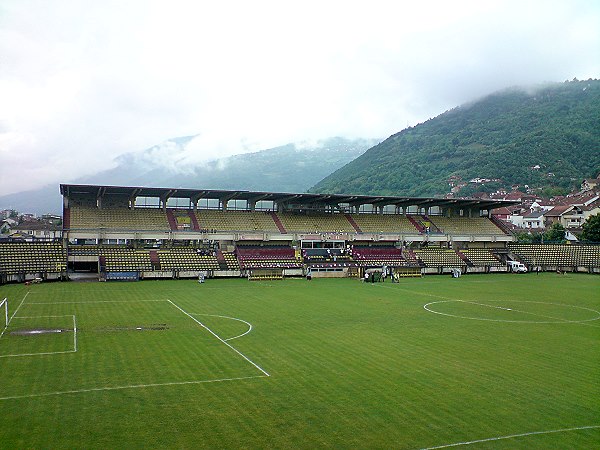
94;324;169;332
10;328;70;336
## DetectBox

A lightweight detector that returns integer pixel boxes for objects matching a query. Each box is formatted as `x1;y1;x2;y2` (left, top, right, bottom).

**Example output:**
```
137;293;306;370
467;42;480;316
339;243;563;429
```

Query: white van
507;261;528;273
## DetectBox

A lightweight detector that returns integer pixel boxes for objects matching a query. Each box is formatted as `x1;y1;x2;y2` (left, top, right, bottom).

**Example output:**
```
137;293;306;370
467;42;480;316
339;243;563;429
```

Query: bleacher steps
187;211;200;231
149;250;161;270
345;214;362;233
270;213;287;233
422;215;442;233
456;250;474;267
216;250;228;270
490;215;513;235
63;207;71;229
165;210;178;231
99;255;107;273
407;215;425;232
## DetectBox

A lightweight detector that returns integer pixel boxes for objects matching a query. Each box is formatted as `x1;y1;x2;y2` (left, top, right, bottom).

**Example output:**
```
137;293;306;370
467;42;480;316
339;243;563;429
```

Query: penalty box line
167;299;270;377
0;314;77;358
0;375;268;402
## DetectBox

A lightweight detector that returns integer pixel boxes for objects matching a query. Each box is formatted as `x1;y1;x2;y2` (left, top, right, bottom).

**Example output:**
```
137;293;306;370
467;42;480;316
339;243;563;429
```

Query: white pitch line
420;424;600;449
0;291;30;339
72;315;77;352
193;314;253;341
26;299;167;305
382;284;600;326
9;291;29;323
167;299;270;377
0;313;78;357
460;301;514;311
457;300;586;323
14;315;76;319
0;349;77;358
0;375;268;401
424;300;600;324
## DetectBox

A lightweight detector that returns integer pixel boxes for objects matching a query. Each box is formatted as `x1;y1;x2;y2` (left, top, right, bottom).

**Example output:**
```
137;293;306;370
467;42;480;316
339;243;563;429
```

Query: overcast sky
1;0;599;196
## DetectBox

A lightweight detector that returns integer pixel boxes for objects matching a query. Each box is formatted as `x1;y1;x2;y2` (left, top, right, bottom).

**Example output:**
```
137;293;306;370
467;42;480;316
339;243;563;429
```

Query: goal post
0;298;8;329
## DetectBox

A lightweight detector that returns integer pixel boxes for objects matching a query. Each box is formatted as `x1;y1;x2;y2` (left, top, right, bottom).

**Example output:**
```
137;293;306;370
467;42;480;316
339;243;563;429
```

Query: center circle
423;300;600;324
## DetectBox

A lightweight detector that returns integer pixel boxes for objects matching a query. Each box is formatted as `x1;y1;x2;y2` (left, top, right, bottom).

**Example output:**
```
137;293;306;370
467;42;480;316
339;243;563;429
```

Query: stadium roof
60;184;520;211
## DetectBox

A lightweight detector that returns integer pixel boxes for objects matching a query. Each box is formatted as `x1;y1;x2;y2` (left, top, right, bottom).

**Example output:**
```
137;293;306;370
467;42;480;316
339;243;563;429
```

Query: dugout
247;268;284;280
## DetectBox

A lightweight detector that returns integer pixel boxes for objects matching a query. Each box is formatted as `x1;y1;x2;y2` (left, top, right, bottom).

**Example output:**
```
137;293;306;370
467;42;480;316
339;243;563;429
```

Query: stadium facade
1;184;599;284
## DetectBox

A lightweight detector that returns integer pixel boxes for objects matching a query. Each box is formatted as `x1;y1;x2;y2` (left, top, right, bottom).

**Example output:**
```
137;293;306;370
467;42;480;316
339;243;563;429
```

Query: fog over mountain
1;1;598;196
0;136;377;214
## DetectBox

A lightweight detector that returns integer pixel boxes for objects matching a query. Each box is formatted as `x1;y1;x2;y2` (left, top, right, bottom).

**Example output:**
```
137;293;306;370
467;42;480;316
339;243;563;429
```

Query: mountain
0;137;377;215
311;80;600;197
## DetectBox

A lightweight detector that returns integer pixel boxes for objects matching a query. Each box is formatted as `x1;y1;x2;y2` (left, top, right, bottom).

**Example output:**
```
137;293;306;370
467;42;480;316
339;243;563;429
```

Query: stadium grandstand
1;183;599;284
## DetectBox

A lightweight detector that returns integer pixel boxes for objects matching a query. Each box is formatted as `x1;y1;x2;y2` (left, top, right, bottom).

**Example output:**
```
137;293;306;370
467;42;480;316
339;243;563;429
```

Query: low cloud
1;0;598;196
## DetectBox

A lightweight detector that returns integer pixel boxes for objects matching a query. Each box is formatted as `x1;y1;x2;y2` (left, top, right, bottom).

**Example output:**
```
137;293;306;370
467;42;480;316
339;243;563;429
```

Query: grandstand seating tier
460;249;503;267
508;244;600;267
157;249;219;271
0;242;67;275
236;246;302;269
70;207;169;230
427;217;506;236
195;210;280;232
276;212;355;233
351;246;415;267
414;248;464;267
100;248;153;272
348;214;419;233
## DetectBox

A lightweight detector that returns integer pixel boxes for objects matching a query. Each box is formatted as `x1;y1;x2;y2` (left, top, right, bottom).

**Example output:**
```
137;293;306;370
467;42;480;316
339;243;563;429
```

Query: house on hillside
530;200;554;213
7;231;35;241
544;205;574;228
561;206;586;229
0;219;13;234
492;205;525;228
492;206;512;222
581;174;600;191
496;191;526;201
491;187;600;231
558;192;599;227
0;209;14;220
522;210;546;229
41;214;62;226
11;220;62;240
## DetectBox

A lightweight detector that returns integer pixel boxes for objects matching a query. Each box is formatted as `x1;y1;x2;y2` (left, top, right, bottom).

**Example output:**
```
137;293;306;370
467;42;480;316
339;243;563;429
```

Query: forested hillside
311;80;600;197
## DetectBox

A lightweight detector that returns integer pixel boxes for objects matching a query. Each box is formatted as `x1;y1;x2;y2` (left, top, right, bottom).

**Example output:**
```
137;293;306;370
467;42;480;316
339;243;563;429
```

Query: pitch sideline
420;424;600;449
0;375;268;401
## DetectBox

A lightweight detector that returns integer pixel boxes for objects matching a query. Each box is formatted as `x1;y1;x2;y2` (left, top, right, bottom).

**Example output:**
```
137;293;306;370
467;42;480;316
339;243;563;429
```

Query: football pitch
0;273;598;449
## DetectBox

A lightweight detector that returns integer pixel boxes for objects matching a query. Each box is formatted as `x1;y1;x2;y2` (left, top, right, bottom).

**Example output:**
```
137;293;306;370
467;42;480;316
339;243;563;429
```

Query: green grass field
0;273;599;449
